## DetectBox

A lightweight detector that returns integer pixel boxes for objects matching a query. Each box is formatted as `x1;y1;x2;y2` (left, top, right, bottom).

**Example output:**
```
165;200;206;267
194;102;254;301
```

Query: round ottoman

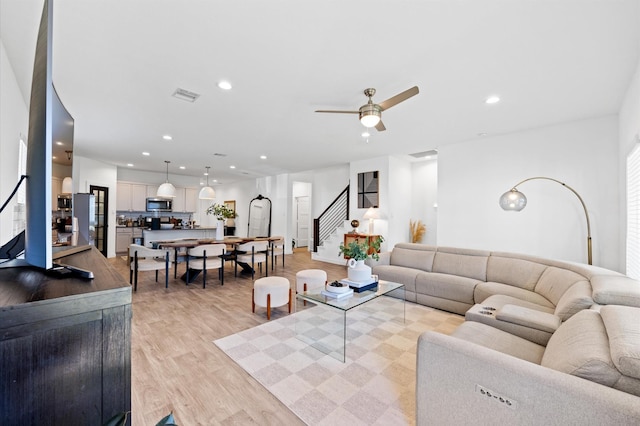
296;269;327;306
252;276;291;320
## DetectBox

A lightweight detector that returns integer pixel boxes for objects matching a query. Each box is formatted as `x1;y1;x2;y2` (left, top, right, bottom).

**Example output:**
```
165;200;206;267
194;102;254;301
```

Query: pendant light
199;166;216;199
157;160;176;198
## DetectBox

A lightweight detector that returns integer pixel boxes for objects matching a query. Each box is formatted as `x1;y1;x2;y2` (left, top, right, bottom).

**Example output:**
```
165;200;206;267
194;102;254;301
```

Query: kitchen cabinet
117;183;146;212
173;187;186;212
185;188;198;212
146;185;159;198
116;227;143;253
51;177;61;209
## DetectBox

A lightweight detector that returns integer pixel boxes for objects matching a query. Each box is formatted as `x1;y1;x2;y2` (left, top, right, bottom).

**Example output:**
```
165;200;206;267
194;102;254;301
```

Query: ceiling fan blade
378;86;419;111
375;120;386;132
315;110;359;114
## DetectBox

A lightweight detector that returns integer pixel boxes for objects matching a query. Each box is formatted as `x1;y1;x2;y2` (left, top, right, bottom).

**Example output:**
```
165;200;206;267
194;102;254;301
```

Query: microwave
57;195;72;211
146;198;172;212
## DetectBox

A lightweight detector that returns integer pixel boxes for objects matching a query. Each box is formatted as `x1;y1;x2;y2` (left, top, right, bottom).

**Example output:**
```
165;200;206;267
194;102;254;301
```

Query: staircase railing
313;185;349;252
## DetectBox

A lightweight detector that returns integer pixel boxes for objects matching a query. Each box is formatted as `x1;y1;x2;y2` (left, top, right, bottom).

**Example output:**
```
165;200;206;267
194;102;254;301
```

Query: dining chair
269;236;285;271
235;240;269;280
186;243;226;288
129;243;172;291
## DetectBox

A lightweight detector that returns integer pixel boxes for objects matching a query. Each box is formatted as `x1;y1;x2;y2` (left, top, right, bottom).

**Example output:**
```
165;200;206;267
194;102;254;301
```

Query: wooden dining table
157;236;278;282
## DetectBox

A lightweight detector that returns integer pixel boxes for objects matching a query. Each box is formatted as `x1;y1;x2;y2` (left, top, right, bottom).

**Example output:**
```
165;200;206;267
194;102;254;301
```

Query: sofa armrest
495;304;561;333
417;331;640;425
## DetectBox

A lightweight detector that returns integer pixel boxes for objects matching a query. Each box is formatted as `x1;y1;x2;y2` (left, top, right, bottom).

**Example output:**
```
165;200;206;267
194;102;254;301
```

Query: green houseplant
206;203;237;220
338;235;384;261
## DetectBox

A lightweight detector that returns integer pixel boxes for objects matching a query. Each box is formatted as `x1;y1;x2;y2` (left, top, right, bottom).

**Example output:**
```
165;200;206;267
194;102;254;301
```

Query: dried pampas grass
410;219;426;243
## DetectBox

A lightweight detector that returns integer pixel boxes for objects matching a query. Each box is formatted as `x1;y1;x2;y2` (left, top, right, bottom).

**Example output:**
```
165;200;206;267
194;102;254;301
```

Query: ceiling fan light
360;110;381;128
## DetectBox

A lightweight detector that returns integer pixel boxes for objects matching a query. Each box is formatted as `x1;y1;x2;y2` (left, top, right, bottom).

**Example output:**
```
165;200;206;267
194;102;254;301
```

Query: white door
296;196;310;248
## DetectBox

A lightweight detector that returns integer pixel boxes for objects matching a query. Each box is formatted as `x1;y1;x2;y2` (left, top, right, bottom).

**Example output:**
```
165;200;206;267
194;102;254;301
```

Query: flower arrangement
206;203;237;220
338;235;384;261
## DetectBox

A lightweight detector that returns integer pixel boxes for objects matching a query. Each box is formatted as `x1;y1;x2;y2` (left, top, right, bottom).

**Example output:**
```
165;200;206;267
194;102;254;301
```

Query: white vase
216;219;225;240
347;259;372;282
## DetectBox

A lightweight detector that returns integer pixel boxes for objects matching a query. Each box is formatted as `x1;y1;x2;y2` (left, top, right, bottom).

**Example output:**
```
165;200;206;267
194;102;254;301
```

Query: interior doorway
90;185;108;257
295;196;310;248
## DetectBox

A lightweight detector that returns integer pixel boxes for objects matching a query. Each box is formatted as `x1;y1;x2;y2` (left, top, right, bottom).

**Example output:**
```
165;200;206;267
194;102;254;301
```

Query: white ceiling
2;0;639;185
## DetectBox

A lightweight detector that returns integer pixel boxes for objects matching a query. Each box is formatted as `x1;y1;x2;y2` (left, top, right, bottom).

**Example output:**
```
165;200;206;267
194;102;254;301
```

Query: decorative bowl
160;223;174;230
326;281;350;293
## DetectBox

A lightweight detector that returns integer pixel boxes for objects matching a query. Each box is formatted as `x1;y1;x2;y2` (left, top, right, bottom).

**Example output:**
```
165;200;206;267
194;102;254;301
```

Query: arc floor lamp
499;176;592;265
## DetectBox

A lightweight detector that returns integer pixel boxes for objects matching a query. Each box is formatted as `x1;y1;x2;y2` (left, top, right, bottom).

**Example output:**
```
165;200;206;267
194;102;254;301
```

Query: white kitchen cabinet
131;184;147;211
146;185;159;198
117;183;147;212
173;188;186;212
185;188;198;213
51;177;61;209
116;227;132;253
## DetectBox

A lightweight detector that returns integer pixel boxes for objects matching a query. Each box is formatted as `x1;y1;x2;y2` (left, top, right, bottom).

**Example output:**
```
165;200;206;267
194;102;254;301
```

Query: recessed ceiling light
179;166;185;170
485;95;500;104
127;163;134;167
361;131;370;138
218;81;232;90
56;141;63;145
213;179;218;183
142;152;150;156
477;132;488;137
230;165;236;169
162;135;172;141
52;156;57;160
260;155;267;160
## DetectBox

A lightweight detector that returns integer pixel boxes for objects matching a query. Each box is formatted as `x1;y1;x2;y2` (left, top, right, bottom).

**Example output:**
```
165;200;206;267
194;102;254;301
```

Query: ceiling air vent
172;88;200;102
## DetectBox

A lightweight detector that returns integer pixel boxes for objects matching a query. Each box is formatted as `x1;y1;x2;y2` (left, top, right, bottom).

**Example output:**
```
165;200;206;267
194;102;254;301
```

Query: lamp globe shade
199;186;216;200
157;182;176;198
499;189;527;211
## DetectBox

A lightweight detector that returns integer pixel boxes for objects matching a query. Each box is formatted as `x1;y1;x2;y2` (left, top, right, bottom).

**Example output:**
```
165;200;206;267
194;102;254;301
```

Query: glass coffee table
295;280;405;362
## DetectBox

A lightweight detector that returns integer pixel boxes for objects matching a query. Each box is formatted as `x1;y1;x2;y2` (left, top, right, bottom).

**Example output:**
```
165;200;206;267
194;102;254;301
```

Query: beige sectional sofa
367;243;640;424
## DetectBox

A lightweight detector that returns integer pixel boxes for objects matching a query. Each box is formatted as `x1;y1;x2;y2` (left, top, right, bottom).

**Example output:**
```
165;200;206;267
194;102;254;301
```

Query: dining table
156;236;278;283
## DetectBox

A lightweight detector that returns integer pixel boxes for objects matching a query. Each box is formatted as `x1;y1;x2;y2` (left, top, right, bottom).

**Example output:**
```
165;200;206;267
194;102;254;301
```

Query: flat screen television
1;0;91;274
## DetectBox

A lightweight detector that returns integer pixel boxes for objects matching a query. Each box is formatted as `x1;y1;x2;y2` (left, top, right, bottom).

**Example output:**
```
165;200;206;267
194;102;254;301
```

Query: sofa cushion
372;265;420;294
600;305;640;380
474;282;554;308
416;272;479;304
553;280;594;321
591;275;640;307
541;310;620;387
432;249;488;281
486;256;547;291
534;267;587;306
451;321;545;364
389;243;436;272
480;294;555;314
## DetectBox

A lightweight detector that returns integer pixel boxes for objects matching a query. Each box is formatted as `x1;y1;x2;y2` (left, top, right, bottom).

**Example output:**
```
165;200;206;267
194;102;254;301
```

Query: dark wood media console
0;247;131;425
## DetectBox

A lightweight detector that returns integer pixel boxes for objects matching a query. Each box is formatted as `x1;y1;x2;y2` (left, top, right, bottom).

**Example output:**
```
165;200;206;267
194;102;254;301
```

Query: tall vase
216;219;225;240
347;258;372;282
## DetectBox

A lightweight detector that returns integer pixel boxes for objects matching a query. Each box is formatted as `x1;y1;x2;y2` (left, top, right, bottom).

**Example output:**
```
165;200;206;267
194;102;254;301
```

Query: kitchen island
142;227;221;247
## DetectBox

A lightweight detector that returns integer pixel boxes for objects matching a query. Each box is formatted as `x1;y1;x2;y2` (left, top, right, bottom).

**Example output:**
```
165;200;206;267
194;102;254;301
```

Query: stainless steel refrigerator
73;193;96;246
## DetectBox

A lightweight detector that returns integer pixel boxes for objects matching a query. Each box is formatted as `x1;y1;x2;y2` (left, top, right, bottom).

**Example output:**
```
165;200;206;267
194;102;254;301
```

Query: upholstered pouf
296;269;327;306
252;276;291;320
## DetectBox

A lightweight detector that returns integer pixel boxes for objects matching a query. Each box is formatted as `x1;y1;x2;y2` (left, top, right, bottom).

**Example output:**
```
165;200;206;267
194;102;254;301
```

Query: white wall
0;40;29;246
438;116;620;271
411;158;438;245
74;156;118;257
618;55;640;273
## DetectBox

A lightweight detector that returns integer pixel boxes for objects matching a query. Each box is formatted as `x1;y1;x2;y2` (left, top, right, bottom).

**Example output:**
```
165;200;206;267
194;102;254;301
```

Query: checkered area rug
214;296;462;425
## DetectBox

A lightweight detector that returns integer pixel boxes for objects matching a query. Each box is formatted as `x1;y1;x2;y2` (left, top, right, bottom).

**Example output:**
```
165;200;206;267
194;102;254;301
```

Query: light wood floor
108;248;462;425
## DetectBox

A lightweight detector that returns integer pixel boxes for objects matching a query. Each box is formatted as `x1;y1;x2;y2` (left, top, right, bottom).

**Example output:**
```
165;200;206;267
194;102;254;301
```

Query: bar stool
252;276;291;320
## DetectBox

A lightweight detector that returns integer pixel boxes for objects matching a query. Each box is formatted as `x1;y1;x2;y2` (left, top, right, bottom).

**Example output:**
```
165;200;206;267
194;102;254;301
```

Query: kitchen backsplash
116;211;193;226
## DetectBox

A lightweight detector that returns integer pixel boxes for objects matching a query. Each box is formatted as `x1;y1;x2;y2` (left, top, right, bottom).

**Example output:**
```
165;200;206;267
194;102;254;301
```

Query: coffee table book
320;288;354;299
339;278;379;293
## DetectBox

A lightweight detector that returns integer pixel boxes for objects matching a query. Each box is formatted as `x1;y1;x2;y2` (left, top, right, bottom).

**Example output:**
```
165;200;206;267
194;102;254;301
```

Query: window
357;171;379;208
626;142;640;279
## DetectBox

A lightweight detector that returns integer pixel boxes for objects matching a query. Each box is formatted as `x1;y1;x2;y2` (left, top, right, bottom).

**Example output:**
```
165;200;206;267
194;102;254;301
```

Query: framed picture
224;200;236;215
357;171;379;208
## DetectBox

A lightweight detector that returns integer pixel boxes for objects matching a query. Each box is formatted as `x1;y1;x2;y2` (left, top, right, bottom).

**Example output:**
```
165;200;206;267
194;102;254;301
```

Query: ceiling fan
315;86;419;131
